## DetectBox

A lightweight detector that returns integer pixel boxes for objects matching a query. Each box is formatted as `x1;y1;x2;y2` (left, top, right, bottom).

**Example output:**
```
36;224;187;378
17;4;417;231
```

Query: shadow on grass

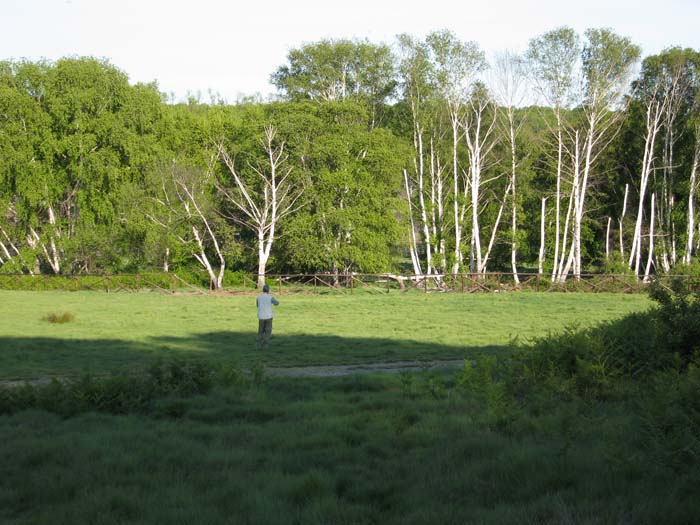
0;331;510;379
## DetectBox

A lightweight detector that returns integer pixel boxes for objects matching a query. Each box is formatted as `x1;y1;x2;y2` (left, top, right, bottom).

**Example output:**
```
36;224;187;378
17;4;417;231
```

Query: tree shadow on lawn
0;332;510;380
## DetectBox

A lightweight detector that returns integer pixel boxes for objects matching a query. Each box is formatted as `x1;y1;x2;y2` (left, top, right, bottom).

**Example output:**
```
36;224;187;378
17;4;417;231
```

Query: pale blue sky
3;0;699;102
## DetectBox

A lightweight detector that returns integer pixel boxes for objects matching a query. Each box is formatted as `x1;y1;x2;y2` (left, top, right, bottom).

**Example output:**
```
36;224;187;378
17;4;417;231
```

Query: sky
3;0;699;103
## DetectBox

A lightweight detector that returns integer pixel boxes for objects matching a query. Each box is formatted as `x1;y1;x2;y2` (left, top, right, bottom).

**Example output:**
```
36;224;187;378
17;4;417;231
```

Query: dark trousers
257;318;273;348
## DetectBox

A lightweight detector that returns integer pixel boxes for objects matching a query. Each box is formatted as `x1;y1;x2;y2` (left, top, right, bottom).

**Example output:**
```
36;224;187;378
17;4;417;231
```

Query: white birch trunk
415;131;433;274
180;181;226;290
403;169;423;275
538;197;547;275
190;223;220;289
619;183;629;259
218;125;302;289
463;95;497;274
452;114;462;274
629;97;664;276
508;108;520;284
643;193;656;282
685;127;700;264
480;181;512;273
552;114;563;280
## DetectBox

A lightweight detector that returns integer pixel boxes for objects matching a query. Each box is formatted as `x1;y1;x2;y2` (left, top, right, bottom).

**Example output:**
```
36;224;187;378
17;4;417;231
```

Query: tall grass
1;369;698;524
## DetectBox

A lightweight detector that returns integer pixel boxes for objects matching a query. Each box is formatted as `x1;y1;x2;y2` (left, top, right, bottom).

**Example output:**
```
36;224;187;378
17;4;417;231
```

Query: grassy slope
0;290;651;379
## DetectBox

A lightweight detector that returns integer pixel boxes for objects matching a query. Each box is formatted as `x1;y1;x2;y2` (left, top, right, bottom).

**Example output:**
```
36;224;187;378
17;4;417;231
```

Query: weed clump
42;312;75;324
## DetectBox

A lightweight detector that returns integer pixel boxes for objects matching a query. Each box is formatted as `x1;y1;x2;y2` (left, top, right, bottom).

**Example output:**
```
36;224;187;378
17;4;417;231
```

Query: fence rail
1;272;699;294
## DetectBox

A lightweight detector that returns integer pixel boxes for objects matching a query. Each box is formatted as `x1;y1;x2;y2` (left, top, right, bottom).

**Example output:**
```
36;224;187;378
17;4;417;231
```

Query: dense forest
1;28;699;288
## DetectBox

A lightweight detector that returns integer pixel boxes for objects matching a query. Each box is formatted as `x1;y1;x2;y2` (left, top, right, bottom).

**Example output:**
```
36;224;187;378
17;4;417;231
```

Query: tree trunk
552;114;563;280
629;98;663;276
685;128;700;264
619;183;629;259
538;197;547;275
643;193;656;282
452;116;462;275
403;169;423;275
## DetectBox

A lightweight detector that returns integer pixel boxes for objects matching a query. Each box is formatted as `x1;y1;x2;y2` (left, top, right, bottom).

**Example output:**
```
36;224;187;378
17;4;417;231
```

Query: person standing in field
256;284;279;349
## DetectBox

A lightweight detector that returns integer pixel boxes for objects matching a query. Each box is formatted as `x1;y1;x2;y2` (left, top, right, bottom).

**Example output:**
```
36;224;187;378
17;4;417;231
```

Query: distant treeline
1;28;699;288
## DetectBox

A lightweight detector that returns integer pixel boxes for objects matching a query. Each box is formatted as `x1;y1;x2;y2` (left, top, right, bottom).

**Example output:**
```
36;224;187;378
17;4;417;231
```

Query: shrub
0;360;217;417
636;364;700;472
648;278;700;368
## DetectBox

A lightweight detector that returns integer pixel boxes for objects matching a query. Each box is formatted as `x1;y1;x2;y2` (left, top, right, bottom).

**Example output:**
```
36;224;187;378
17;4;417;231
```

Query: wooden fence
1;271;699;294
251;272;700;295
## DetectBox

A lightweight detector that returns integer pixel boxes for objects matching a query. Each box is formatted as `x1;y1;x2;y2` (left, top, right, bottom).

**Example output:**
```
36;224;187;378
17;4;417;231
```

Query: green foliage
0;360;218;417
667;260;700;278
648;278;700;367
275;101;406;274
1;39;698;280
637;365;700;472
271;38;396;125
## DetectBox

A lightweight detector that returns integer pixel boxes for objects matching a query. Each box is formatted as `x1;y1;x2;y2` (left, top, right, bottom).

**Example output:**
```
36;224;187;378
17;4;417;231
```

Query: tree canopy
2;29;700;283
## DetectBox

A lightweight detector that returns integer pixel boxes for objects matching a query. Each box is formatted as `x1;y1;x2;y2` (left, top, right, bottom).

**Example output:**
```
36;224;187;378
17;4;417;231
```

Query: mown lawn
0;290;651;379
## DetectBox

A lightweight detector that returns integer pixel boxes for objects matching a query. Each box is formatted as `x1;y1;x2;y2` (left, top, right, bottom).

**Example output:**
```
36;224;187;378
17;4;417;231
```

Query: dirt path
265;359;465;378
0;359;466;387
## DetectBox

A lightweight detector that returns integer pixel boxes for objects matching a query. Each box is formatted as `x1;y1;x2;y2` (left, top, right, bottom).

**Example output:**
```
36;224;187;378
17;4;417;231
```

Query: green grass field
6;290;696;524
0;290;651;379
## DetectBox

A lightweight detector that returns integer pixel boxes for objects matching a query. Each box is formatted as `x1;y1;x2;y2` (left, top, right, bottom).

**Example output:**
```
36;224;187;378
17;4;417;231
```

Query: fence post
106;273;111;293
278;275;282;294
424;274;428;293
172;274;177;294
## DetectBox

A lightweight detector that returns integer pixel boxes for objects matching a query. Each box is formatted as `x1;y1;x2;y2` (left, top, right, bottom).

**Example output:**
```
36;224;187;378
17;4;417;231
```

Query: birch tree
636;48;700;268
218;124;303;288
462;83;501;274
492;51;530;283
628;75;670;275
397;34;437;275
149;162;228;290
426;30;486;274
557;29;640;281
526;28;580;281
686;117;700;264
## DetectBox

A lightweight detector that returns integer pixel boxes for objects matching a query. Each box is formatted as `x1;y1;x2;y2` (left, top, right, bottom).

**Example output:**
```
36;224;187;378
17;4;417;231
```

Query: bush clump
0;360;219;417
42;312;76;324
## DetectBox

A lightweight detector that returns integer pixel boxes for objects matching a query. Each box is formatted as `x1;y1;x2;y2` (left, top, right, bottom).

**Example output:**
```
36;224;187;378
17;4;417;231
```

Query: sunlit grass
0;290;652;379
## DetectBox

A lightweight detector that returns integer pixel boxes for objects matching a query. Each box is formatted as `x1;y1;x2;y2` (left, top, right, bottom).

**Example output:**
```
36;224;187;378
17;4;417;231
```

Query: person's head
262;284;270;293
